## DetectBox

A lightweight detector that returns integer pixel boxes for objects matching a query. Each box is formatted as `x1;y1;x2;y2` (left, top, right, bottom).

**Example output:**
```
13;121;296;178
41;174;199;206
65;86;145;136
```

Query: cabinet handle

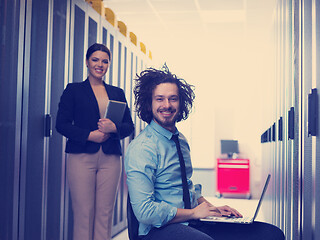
278;117;283;141
272;122;276;142
308;88;318;137
268;127;271;142
218;165;249;169
44;114;52;137
261;130;268;143
288;107;294;139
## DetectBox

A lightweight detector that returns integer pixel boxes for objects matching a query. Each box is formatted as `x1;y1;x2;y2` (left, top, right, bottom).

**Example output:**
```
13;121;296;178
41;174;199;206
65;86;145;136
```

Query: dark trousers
141;221;285;240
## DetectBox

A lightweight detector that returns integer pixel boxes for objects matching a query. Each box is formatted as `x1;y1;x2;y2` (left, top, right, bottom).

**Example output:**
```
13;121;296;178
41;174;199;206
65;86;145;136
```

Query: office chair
127;194;141;240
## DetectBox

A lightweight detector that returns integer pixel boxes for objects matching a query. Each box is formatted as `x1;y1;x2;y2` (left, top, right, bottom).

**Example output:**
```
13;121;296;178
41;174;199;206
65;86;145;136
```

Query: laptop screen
252;174;271;221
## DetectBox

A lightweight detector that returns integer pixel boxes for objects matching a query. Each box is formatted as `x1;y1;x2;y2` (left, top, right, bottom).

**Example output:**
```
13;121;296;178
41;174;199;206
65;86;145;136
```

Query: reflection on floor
112;197;264;240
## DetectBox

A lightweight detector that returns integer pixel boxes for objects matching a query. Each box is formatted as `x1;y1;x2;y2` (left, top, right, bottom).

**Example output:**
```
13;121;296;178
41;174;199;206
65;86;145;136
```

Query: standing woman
56;43;134;240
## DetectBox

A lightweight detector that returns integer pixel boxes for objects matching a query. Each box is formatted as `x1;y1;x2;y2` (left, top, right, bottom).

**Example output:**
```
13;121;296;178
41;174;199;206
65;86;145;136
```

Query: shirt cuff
168;206;178;223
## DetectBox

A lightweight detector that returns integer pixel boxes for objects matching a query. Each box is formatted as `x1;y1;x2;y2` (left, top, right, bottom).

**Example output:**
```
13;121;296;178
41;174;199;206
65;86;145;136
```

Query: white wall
145;2;277;197
155;24;275;198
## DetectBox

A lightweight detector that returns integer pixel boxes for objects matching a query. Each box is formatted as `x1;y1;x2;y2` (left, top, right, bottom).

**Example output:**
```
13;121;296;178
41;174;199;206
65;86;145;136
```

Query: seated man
124;65;285;240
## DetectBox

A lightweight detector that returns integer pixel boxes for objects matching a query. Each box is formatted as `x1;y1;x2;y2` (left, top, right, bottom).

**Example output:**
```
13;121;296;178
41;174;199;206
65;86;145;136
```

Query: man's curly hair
133;64;195;124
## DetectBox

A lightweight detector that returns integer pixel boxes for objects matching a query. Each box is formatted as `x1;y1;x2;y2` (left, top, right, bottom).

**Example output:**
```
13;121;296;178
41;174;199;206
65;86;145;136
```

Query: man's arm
169;201;222;223
197;196;242;218
170;196;243;223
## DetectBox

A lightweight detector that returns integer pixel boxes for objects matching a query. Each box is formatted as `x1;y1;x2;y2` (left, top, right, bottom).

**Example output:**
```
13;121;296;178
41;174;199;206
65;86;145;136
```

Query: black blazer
56;79;134;155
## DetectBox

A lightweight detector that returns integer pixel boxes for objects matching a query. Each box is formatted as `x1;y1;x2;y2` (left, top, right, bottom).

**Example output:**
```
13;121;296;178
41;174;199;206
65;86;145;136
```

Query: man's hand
196;196;242;218
216;205;243;218
169;201;224;224
192;201;223;219
98;118;117;133
88;130;110;143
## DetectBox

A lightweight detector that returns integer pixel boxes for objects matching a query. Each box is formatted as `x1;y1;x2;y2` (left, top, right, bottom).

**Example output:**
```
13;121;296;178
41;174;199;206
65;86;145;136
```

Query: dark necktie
171;134;191;209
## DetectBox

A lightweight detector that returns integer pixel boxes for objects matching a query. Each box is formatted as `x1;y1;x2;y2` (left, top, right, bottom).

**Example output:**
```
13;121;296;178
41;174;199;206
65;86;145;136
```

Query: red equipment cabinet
216;158;250;198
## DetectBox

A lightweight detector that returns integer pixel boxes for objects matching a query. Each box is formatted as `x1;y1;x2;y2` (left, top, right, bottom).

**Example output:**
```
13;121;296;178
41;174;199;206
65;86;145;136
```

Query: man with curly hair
124;65;284;240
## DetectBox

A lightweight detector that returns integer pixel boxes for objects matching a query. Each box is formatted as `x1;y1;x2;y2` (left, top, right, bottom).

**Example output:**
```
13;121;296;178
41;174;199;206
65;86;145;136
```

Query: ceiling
102;0;277;61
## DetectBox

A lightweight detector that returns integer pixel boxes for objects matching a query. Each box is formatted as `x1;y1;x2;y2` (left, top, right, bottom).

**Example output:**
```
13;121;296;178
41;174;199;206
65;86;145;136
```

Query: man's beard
153;107;179;129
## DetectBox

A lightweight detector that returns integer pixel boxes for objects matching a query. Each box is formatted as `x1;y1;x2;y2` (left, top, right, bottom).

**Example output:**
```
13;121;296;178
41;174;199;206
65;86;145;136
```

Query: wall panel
47;0;69;239
262;0;320;239
301;0;313;238
22;0;50;239
0;0;23;239
315;0;320;238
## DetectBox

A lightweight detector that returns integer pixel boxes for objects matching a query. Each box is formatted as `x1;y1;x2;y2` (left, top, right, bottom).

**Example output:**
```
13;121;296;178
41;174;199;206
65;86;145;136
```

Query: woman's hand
98;118;117;134
88;130;110;143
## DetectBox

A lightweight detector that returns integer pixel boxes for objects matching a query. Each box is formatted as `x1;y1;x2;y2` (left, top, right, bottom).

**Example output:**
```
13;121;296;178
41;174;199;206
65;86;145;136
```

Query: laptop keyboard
230;216;252;223
204;216;252;223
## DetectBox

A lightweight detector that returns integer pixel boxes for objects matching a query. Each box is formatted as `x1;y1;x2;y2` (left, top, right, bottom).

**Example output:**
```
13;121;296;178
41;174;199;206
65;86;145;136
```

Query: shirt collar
150;120;179;140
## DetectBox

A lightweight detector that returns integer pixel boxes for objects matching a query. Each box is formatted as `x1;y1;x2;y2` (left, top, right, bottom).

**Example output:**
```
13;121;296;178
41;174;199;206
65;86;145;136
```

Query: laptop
200;174;271;224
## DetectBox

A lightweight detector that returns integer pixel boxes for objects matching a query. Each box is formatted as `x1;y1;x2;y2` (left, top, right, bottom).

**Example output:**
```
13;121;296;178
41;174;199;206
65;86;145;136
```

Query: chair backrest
127;194;141;240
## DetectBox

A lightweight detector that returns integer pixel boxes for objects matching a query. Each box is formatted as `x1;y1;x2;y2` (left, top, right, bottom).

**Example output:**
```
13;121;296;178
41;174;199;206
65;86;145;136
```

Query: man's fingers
209;206;222;214
218;205;243;217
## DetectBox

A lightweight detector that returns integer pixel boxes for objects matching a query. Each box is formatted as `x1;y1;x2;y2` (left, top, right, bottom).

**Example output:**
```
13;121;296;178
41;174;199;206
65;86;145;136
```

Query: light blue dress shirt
124;120;202;236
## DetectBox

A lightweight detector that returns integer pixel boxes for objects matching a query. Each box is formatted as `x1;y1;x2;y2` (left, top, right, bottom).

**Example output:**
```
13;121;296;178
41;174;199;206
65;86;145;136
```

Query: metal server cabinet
216;158;250;199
